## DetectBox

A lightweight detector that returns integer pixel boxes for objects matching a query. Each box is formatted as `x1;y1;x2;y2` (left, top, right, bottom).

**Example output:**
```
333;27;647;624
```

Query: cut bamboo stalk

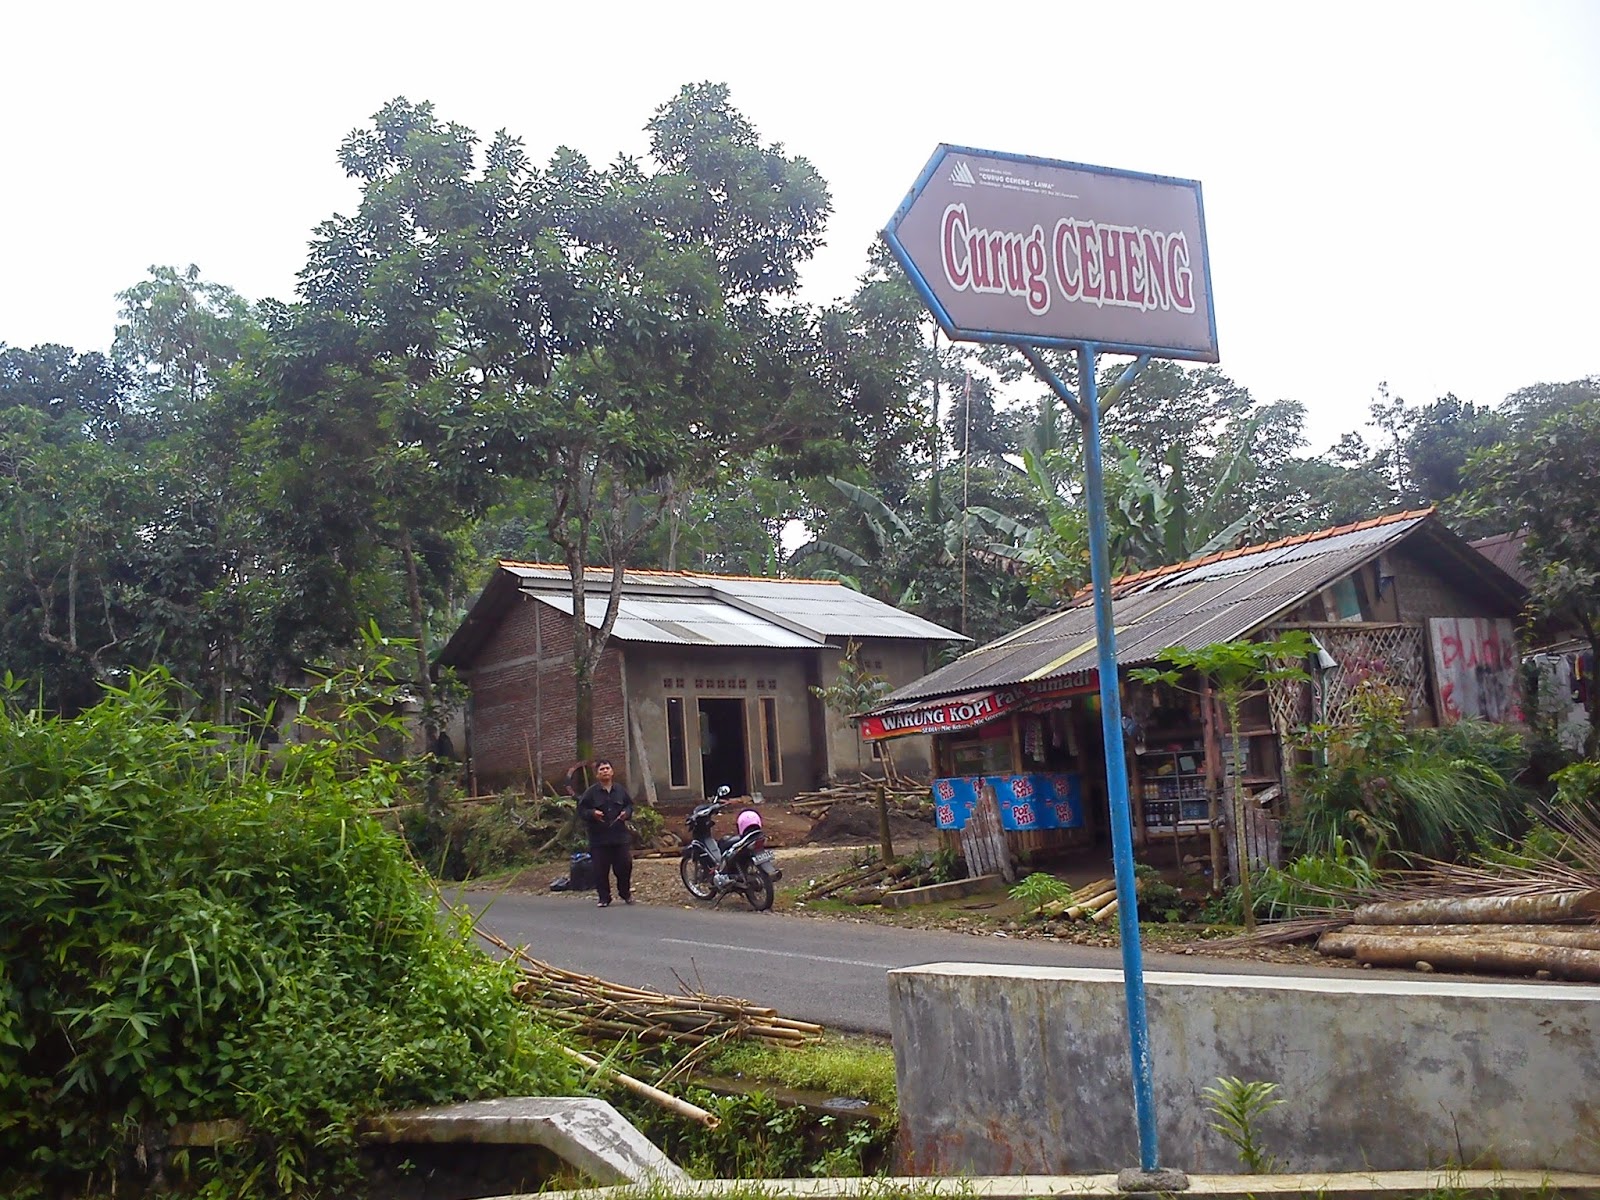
1350;891;1600;926
1065;890;1117;919
762;1016;827;1033
1316;932;1600;981
562;1048;720;1128
1091;898;1121;923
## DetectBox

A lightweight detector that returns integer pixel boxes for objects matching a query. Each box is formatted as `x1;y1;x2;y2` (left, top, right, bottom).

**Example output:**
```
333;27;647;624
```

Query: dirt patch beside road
498;800;940;910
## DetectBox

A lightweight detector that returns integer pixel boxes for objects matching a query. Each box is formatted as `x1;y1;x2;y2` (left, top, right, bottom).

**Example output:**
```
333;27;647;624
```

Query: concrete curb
522;1167;1600;1199
360;1097;688;1186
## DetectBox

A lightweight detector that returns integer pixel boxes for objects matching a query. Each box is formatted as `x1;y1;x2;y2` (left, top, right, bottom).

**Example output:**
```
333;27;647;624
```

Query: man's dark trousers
591;842;632;905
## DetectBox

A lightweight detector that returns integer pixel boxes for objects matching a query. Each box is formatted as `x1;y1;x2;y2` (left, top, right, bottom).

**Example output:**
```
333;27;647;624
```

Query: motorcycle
679;785;782;911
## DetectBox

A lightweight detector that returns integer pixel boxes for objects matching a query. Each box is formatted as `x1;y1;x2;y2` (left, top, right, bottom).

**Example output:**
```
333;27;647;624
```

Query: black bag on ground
567;852;595;891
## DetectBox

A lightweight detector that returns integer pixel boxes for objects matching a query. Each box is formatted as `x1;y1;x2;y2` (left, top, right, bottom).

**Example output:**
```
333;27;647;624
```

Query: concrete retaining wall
889;963;1600;1175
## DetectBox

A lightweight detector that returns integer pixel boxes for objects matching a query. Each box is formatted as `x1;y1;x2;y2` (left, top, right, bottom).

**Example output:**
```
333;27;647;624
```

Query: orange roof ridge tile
1065;507;1437;601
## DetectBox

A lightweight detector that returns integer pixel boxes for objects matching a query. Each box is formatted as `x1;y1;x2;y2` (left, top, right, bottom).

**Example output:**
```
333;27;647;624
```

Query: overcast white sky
5;0;1597;448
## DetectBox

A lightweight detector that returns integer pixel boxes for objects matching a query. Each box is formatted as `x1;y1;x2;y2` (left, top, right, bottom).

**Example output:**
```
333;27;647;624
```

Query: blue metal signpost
1024;345;1159;1169
884;145;1219;1176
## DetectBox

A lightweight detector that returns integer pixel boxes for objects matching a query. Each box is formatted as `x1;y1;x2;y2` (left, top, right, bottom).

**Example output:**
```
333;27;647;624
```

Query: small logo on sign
949;159;975;187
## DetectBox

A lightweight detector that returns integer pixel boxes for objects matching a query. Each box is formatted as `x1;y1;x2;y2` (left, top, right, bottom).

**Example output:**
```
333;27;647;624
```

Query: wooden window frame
759;696;782;786
665;696;689;789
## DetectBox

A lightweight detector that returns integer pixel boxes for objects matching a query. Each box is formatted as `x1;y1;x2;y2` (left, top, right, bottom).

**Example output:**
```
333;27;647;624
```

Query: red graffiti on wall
1430;618;1521;724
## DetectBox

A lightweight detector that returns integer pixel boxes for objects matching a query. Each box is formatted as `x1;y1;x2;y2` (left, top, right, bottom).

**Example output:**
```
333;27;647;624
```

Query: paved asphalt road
464;890;1369;1037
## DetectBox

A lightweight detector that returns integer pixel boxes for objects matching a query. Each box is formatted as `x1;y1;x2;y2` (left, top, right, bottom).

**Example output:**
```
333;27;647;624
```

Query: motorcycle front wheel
680;853;716;900
743;868;775;912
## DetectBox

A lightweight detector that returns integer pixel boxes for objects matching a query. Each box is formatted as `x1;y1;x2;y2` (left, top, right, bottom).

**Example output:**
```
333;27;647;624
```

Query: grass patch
706;1034;897;1108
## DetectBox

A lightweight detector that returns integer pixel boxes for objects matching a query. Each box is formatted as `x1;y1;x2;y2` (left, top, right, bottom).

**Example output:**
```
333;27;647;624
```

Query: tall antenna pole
960;371;972;635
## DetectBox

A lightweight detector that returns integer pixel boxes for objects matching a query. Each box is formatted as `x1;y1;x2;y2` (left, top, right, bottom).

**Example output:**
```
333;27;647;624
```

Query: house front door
697;697;749;798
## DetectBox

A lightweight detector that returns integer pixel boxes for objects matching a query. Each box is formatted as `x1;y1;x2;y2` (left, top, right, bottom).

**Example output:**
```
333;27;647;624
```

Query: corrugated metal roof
439;563;967;666
708;576;965;642
500;563;966;645
1469;531;1530;586
529;592;819;649
876;510;1433;707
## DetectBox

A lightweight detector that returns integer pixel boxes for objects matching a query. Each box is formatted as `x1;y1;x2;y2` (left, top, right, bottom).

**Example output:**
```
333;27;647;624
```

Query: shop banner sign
933;773;1084;831
861;679;1090;740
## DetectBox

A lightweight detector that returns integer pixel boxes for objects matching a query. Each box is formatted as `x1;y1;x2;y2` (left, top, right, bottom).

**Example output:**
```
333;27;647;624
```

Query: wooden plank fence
959;782;1016;884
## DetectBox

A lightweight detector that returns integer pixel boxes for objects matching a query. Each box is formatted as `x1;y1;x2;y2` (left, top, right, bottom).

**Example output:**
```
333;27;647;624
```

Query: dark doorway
697;698;749;798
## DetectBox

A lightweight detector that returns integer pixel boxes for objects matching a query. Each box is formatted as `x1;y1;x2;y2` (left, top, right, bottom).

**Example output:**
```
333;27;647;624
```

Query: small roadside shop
860;670;1280;870
859;510;1527;877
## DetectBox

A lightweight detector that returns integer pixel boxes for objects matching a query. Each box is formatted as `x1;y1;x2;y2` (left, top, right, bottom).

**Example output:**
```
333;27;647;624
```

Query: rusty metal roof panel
1133;517;1425;591
877;516;1428;707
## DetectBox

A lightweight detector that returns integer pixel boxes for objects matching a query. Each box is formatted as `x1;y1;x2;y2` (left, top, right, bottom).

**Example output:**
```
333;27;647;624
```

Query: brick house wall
1388;543;1497;623
465;595;626;791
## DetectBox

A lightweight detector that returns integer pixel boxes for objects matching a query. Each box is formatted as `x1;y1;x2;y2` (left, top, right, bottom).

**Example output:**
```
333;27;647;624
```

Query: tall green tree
1464;383;1600;755
299;88;838;759
114;264;254;414
0;353;133;707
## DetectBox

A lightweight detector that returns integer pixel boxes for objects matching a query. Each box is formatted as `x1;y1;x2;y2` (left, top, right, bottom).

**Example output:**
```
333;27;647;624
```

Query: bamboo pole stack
1039;878;1121;923
1315;889;1600;981
800;857;929;902
789;783;930;814
481;930;825;1047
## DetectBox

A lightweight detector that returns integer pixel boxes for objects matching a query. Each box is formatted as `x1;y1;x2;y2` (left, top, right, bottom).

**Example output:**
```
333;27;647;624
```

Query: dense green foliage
1290;685;1532;862
0;671;571;1195
1250;837;1379;919
1462;381;1600;755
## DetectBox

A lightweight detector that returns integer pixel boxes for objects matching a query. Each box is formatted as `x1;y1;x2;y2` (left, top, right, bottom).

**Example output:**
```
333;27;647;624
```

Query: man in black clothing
577;759;634;907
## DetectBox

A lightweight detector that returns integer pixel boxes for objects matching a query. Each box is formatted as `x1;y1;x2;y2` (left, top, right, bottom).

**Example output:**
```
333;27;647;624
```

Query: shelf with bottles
1141;797;1214;832
1136;742;1210;831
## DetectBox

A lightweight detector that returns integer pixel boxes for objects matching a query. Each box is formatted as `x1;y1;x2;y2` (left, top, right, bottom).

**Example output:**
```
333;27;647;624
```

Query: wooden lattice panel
1313;625;1429;725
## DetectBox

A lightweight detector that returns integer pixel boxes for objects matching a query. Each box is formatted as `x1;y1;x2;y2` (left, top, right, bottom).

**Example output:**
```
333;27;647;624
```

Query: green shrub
0;668;572;1196
1008;871;1071;916
397;787;571;881
1290;684;1531;862
1202;1076;1282;1173
706;1037;897;1108
630;804;666;847
1133;865;1185;923
1551;760;1600;809
1251;836;1378;919
931;845;962;883
1200;887;1245;925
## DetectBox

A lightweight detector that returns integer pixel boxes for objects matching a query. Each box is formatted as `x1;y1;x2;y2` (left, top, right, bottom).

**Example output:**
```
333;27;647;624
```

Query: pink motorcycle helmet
736;809;764;836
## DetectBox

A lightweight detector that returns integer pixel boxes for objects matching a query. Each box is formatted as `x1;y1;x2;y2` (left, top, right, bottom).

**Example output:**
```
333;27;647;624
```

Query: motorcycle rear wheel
743;868;775;912
680;853;716;900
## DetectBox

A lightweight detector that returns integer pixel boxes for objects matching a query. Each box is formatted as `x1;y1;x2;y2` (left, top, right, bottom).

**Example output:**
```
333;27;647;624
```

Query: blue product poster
932;773;1083;831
